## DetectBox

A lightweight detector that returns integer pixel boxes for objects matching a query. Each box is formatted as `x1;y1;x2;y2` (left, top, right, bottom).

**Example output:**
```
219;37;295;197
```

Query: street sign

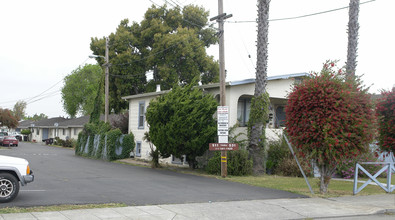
209;143;239;151
217;106;229;136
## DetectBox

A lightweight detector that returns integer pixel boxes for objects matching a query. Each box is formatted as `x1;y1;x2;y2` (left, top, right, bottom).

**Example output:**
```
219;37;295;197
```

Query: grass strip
0;203;127;214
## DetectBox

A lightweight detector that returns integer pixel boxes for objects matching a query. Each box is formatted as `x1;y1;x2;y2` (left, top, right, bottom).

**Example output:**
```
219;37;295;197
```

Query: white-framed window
136;141;142;157
172;155;187;165
138;101;145;129
62;128;65;135
237;97;251;127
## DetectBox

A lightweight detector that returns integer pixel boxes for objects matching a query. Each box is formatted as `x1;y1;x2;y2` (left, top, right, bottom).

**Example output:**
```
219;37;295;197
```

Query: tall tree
12;100;27;121
90;4;218;113
61;64;103;118
346;0;360;77
0;108;18;128
285;61;375;193
146;81;217;169
25;113;48;121
248;0;271;175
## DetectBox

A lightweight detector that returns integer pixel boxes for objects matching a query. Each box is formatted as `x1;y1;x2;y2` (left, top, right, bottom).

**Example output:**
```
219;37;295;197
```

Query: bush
376;88;395;154
21;129;31;135
206;150;253;176
266;138;289;174
110;112;129;134
336;150;386;179
75;122;134;161
275;157;313;177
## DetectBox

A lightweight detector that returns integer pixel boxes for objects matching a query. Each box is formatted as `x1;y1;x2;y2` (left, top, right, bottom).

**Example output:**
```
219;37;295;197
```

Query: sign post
211;106;241;177
218;106;228;177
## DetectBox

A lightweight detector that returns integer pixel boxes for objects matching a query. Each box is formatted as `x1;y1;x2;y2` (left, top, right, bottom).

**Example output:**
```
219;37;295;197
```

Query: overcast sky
1;0;394;118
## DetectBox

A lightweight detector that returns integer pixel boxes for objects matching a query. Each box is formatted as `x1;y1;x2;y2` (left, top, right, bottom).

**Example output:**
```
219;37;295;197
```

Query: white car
0;155;34;203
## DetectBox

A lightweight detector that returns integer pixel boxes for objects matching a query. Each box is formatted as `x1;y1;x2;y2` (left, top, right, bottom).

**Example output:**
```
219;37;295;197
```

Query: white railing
353;161;395;194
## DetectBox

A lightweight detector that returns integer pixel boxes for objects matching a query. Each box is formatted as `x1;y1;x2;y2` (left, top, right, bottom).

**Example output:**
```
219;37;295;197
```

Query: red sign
209;143;239;151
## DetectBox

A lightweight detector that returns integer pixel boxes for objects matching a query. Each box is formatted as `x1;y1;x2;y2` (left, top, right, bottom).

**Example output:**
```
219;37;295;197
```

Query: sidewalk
1;194;394;220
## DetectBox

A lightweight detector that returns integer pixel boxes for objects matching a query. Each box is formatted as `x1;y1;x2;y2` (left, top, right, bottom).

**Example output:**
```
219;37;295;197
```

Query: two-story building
122;73;308;164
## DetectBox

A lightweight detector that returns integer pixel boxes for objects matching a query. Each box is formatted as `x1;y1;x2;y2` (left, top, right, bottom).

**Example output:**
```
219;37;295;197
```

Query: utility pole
210;0;232;178
104;37;109;123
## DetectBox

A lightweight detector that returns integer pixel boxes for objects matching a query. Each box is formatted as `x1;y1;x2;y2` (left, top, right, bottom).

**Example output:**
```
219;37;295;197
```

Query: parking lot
0;142;305;207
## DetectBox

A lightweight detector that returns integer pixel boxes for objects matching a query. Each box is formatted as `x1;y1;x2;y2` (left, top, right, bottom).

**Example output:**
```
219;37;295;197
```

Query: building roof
17;120;33;129
57;115;90;128
31;117;68;128
229;72;309;86
122;72;310;101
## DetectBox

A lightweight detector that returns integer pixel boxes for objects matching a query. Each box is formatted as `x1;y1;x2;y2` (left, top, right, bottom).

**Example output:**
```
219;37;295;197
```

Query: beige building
122;73;308;164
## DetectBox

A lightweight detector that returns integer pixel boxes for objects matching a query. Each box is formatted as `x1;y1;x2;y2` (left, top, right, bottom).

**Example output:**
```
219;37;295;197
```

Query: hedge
76;122;135;161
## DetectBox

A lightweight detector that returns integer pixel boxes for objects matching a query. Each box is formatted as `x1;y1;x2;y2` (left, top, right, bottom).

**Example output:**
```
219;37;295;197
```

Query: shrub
376;87;395;154
76;121;134;161
266;138;289;174
336;150;386;179
206;150;253;176
110;112;129;134
275;156;313;177
285;61;375;193
120;132;135;159
21;129;31;135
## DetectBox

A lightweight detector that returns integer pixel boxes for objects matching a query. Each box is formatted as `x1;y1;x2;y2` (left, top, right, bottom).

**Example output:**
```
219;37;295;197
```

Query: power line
226;0;376;23
0;58;91;109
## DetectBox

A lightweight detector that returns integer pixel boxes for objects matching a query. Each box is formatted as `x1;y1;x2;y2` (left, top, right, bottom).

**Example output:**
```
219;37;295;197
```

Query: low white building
122;73;308;164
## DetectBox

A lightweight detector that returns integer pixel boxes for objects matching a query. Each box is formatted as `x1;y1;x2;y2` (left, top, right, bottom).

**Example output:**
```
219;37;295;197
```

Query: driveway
0;142;306;207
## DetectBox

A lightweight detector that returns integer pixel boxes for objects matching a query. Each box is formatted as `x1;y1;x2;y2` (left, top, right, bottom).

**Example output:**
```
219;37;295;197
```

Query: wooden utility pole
211;0;232;178
104;37;109;123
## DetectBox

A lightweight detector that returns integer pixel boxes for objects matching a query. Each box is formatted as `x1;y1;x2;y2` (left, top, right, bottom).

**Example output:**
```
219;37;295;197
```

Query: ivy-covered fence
75;122;135;161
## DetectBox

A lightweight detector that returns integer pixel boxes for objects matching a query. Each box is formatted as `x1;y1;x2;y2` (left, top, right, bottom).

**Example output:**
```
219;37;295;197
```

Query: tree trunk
248;0;270;175
318;163;336;194
346;0;360;77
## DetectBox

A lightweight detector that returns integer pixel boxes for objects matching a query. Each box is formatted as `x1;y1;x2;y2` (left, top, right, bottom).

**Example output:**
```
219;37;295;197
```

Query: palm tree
346;0;360;77
248;0;270;175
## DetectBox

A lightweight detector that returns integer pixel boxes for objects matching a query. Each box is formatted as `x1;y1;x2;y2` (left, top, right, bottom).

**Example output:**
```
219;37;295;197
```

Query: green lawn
169;165;395;198
225;175;395;198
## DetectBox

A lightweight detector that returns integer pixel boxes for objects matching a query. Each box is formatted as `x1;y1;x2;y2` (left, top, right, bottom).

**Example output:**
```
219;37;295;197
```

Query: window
138;101;145;129
136;142;142;157
62;128;65;135
275;106;286;128
172;155;187;165
237;97;251;127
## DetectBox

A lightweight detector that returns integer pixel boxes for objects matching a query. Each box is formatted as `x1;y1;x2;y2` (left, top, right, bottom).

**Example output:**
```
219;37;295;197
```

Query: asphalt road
0;142;306;207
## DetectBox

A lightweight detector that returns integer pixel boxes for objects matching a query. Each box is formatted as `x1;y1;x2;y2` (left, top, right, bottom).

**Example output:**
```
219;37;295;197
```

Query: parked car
0;134;5;145
2;136;19;147
0;155;34;202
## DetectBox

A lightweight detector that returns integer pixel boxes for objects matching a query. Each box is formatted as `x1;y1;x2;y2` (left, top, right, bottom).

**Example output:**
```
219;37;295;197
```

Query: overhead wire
226;0;376;23
0;58;91;110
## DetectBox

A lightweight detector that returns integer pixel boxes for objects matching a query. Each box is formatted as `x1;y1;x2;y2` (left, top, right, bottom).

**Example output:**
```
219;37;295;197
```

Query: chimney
156;84;161;92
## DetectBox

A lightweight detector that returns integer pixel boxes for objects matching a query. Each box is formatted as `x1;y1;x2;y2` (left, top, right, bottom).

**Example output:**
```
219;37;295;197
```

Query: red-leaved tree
0;108;19;129
376;87;395;154
285;61;375;193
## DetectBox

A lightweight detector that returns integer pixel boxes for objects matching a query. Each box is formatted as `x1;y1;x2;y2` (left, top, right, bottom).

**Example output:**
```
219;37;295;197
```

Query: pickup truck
0;155;34;203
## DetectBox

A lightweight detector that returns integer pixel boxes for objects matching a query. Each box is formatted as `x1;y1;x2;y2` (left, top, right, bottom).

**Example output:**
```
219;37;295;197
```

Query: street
0;142;305;207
